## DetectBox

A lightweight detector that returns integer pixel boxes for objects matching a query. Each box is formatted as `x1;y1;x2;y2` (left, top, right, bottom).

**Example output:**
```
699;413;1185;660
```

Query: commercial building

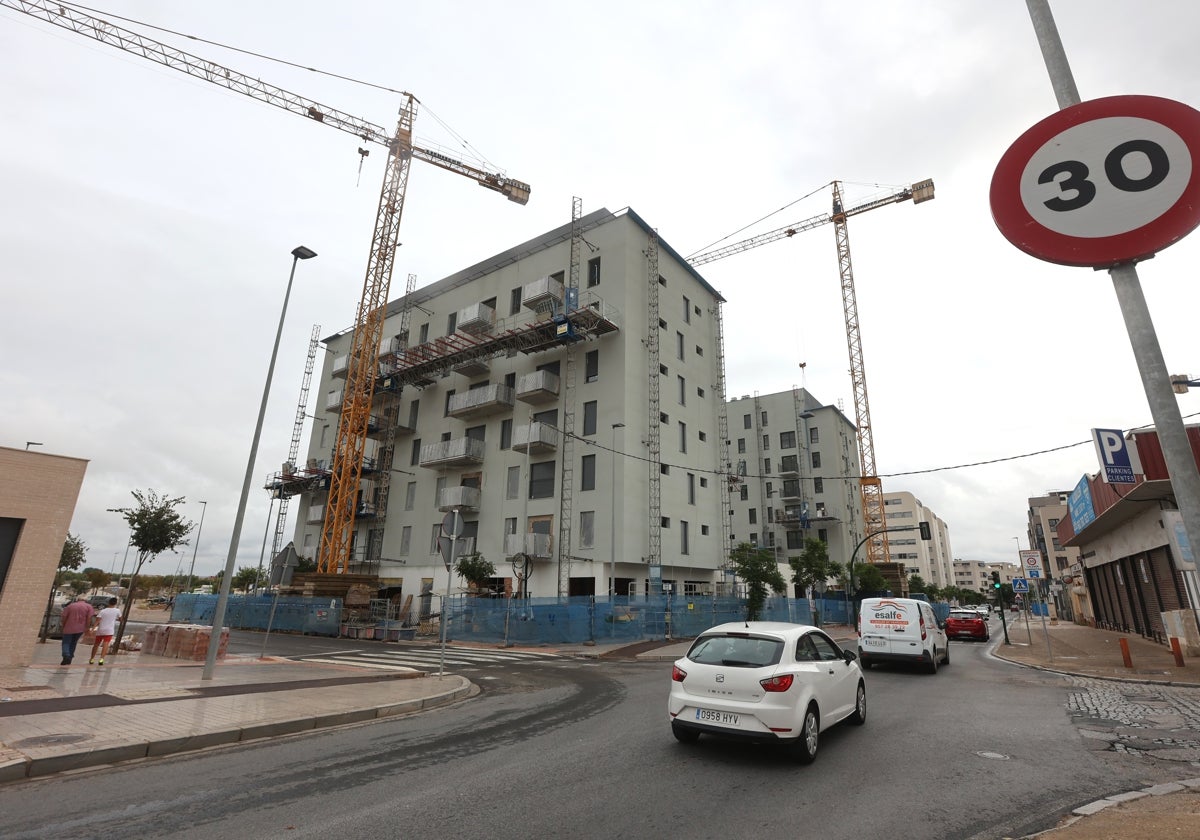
724;390;865;590
0;446;88;665
275;207;731;601
1058;426;1200;641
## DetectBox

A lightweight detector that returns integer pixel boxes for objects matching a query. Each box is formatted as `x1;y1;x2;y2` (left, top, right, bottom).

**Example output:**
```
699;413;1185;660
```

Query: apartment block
881;490;953;589
274;208;730;600
724;390;865;587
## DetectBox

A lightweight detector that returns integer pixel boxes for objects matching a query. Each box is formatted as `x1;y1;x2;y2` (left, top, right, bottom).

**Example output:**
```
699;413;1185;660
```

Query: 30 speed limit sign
991;95;1200;267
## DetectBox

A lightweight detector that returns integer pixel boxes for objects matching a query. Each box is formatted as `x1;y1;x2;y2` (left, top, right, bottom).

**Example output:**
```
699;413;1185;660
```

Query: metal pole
609;422;624;635
1027;0;1200;639
255;496;275;594
439;510;459;678
204;246;315;680
186;501;207;595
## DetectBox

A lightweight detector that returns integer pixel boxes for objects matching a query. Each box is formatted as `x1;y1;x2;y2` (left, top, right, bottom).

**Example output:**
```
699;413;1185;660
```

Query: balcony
504;532;552;559
780;483;802;501
447;384;514;419
420;437;486;469
522;275;564;312
777;461;800;478
441;537;476;561
456;301;496;335
324;390;343;412
452;357;491;377
438;485;481;513
331;354;349;379
512;421;559;454
307;504;325;524
515;370;560;404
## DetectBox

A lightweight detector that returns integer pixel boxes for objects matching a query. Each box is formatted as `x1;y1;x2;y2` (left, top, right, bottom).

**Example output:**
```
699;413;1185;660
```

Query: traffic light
991;570;1001;589
918;520;931;540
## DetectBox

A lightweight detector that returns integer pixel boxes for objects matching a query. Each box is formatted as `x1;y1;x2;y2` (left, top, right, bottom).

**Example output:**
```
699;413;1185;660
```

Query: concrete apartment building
881;491;953;590
724;390;865;590
279;208;732;601
952;560;1021;600
1026;490;1082;621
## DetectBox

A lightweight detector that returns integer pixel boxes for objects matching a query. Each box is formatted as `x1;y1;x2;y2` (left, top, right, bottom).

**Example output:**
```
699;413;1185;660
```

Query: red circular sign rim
990;94;1200;267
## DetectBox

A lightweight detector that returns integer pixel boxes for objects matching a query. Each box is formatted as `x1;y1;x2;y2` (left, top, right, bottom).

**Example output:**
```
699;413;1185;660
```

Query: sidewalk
4;617;1200;839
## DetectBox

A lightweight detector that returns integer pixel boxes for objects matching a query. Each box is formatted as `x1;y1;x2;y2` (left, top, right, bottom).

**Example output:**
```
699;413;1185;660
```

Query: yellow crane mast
689;178;934;565
6;0;531;576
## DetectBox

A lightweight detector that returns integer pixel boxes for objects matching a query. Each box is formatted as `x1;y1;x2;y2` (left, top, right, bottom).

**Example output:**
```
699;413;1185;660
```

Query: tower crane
689;179;934;566
6;0;531;576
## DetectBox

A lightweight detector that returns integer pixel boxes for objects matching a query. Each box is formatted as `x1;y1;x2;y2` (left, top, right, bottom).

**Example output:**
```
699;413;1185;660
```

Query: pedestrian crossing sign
1012;577;1029;593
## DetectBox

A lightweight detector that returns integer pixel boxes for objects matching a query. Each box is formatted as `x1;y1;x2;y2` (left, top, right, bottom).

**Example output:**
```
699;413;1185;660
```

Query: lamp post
185;500;207;596
204;245;316;680
609;422;625;605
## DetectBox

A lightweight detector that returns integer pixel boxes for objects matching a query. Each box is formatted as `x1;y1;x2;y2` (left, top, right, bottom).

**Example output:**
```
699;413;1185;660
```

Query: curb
1020;777;1200;838
0;676;475;783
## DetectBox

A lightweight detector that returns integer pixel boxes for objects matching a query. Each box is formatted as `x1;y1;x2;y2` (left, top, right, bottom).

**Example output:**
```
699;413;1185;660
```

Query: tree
232;565;267;592
41;532;87;641
295;556;317;574
908;574;928;595
729;542;785;621
455;553;496;594
108;490;194;655
82;566;110;592
789;538;843;624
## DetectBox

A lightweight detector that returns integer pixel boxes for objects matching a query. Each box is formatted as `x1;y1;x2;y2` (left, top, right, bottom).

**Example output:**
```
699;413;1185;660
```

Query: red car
945;609;990;642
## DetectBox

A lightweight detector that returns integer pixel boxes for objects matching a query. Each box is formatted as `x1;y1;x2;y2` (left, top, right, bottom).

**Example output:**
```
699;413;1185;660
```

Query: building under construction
268;207;732;602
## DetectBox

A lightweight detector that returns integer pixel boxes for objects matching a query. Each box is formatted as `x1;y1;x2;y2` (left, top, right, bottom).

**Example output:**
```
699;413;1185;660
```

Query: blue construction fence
167;592;871;645
170;593;343;636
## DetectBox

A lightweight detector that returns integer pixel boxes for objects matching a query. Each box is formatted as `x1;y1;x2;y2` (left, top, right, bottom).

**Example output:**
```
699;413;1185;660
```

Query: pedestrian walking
58;595;95;665
89;597;121;665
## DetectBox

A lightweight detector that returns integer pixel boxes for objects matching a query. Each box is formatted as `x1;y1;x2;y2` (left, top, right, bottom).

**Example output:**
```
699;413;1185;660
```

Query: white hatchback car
668;622;866;764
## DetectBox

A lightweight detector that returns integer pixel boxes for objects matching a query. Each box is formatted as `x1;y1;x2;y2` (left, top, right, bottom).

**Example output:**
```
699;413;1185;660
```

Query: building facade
881;491;953;590
1058;427;1200;639
724;389;865;590
0;446;88;665
952;560;1020;601
279;208;731;601
1026;491;1083;621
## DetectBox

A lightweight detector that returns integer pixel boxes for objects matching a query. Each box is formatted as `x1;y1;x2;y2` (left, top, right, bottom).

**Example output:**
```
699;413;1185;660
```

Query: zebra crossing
292;644;564;673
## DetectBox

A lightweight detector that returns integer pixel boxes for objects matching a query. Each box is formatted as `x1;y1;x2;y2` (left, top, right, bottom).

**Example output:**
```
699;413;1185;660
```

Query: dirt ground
1036;791;1200;839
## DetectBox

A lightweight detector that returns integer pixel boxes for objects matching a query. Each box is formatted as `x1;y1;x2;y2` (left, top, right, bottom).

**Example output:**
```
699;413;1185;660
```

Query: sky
4;1;1200;579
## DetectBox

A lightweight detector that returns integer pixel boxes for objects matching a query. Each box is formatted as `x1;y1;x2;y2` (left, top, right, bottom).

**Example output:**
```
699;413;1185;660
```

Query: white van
857;597;949;674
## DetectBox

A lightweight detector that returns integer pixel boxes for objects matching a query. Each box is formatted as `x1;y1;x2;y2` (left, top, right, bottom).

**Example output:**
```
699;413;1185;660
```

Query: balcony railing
438;485;481;513
419;437;486;469
456;301;496;335
515;369;560;404
331;354;349;378
522;275;564;312
512;421;559;454
324;390;343;412
447;384;514;419
306;504;325;524
504;532;552;559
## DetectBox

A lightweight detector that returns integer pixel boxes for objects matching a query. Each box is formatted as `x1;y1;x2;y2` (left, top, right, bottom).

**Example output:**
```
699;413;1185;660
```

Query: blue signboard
1092;428;1138;484
1068;474;1097;532
1012;577;1029;593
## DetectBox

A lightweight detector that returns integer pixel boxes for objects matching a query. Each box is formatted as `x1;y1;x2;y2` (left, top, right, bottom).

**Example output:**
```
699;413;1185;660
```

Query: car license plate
696;708;739;725
863;637;886;648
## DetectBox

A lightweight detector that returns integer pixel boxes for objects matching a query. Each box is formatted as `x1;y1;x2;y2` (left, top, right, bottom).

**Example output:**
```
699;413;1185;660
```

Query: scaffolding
645;231;662;586
556;197;583;598
270;324;322;559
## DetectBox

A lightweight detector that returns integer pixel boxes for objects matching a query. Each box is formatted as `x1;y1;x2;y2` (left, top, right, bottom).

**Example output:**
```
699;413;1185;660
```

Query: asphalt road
0;630;1183;839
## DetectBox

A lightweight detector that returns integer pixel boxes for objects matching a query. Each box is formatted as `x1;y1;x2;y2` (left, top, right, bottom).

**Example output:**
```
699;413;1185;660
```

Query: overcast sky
4;1;1199;579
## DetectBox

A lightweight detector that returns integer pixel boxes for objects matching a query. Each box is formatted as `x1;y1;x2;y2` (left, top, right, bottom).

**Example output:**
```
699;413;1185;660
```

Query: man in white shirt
89;598;121;665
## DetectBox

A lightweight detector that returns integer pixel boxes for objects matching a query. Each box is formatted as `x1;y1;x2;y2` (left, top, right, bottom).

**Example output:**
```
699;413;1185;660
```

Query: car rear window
687;634;783;667
949;611;979;620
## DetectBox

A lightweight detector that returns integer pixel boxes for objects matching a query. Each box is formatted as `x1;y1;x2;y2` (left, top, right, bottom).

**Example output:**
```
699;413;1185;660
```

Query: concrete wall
0;447;88;666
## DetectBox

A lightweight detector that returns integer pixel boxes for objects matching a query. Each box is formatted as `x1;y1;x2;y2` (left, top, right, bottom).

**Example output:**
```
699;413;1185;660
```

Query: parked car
857;597;949;674
945;609;990;642
668;622;865;764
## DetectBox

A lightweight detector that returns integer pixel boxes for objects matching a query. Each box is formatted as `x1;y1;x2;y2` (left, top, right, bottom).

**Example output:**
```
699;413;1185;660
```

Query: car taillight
920;615;927;640
672;665;687;682
760;674;794;692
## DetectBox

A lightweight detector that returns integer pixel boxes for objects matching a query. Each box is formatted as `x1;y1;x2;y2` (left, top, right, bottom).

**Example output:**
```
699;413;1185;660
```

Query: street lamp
204;245;316;680
609;422;625;604
185;500;207;596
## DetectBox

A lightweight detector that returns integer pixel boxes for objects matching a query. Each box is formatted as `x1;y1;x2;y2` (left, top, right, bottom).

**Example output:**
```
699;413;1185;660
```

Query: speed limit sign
990;95;1200;267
